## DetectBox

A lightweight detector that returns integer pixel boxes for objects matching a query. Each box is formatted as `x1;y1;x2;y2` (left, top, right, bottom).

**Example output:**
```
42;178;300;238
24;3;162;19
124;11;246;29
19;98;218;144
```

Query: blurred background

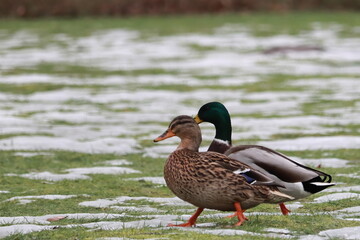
1;0;360;17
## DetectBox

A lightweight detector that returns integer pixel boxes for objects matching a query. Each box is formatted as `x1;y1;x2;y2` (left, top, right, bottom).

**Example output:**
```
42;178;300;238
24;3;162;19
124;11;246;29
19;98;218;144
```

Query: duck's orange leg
224;209;246;219
233;202;248;226
279;203;291;215
167;207;204;227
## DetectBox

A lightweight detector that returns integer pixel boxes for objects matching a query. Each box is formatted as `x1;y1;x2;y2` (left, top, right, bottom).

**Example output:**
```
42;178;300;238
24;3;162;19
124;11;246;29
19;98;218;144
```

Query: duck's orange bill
153;129;175;142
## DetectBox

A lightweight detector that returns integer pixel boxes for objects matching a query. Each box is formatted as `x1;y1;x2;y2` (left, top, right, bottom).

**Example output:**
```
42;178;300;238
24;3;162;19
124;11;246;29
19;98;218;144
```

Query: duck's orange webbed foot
279;203;291;215
167;207;204;227
233;202;248;226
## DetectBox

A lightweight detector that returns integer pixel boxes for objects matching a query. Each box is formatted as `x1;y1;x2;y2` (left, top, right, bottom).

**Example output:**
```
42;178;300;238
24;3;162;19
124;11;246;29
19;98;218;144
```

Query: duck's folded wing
202;151;284;187
225;145;332;183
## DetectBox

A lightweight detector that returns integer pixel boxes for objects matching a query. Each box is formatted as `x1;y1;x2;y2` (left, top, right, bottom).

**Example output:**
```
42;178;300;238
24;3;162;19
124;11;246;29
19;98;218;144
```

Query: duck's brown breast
163;149;271;211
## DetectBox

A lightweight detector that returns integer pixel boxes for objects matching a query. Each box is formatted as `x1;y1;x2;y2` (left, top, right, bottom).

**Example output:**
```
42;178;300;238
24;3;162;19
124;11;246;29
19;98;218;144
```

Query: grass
1;12;360;38
2;63;178;77
0;12;360;239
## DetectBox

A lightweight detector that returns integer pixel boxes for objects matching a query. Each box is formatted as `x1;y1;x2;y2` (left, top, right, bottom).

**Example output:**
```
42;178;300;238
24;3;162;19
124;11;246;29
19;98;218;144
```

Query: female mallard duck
194;102;335;215
154;115;293;227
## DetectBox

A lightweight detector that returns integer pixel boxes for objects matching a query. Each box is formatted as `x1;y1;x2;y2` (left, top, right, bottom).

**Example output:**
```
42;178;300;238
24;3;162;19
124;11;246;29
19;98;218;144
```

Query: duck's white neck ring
214;138;231;146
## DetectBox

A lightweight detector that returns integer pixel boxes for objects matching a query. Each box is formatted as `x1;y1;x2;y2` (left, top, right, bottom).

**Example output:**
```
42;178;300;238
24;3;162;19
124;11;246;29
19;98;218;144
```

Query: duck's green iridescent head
195;102;231;125
194;102;232;143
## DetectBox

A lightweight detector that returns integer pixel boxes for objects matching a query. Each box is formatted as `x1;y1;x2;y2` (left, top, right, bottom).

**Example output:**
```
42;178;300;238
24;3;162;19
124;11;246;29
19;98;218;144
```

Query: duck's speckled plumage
154;115;293;226
164;148;290;211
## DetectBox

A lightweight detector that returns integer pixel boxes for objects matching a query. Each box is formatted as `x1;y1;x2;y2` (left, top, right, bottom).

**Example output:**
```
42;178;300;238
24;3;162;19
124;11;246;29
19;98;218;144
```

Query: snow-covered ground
0;23;359;238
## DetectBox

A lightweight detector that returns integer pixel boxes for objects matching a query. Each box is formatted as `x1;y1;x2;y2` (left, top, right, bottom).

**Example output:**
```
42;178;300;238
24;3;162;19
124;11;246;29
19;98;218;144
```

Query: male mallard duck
154;115;294;227
194;102;335;215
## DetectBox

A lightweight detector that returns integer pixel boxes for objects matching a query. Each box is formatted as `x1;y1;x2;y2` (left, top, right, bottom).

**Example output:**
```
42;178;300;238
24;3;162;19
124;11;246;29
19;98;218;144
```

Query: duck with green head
154;115;293;227
194;102;335;215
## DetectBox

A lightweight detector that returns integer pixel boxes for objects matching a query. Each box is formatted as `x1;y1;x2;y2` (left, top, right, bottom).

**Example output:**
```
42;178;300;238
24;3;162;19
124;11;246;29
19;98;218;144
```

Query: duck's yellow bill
153;129;175;142
194;115;203;124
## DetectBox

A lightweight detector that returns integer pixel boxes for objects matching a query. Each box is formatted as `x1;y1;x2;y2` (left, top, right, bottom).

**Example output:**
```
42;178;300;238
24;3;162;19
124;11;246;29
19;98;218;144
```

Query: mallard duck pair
153;102;334;227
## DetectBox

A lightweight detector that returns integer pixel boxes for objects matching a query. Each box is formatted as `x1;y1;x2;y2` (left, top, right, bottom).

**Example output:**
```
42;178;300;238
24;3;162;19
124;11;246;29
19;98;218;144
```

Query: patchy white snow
0;224;54;239
336;206;360;213
0;136;138;154
176;227;257;236
13;152;53;157
6;166;140;182
337;173;360;179
128;177;166;185
110;206;160;213
103;159;132;166
0;24;359;239
323;185;360;193
291;157;350;168
79;196;191;208
313;193;360;203
318;226;360;239
143;145;178;159
258;136;360;151
5;195;79;204
0;213;125;225
0;24;359;156
283;202;303;211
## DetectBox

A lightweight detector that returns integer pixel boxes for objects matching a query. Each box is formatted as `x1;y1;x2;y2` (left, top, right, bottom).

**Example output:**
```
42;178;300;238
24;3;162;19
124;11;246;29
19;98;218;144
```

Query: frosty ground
0;14;359;239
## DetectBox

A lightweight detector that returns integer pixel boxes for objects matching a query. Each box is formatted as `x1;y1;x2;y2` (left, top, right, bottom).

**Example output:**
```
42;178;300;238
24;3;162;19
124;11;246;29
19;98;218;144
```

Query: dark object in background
263;45;325;54
1;0;359;18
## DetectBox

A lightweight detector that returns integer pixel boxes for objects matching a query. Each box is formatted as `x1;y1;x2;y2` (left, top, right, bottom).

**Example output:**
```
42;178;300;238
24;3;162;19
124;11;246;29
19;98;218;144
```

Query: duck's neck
208;116;232;153
177;136;201;152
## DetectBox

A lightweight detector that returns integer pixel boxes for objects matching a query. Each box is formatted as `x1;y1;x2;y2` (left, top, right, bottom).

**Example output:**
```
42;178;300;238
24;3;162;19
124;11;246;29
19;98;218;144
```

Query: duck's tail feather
303;176;336;194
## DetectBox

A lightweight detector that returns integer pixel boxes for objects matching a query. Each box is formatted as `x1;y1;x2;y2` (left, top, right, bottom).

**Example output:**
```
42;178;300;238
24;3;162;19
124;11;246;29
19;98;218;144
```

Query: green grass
2;63;178;77
1;12;360;38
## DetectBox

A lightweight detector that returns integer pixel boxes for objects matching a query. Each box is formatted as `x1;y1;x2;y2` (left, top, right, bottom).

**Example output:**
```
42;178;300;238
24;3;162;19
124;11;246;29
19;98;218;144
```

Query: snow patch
313;193;360;203
258;136;360;151
128;177;166;185
6;166;140;182
79;196;191;208
103;159;132;166
5;195;79;204
0;136;138;154
319;226;360;239
291;157;350;168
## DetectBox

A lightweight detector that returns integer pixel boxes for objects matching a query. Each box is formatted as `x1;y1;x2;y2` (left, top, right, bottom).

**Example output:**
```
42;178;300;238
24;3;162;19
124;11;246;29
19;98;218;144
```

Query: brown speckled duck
194;102;335;215
153;115;294;227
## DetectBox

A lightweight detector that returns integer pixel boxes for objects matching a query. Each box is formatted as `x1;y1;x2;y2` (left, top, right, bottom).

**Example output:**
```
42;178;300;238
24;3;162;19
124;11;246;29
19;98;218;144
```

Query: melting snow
0;213;125;225
0;24;359;239
103;159;132;166
313;193;360;203
13;152;53;157
6;166;140;182
4;194;82;204
128;177;166;185
318;226;360;239
0;224;54;239
79;196;191;208
324;185;360;193
291;157;350;168
258;136;360;151
337;173;360;179
0;136;138;154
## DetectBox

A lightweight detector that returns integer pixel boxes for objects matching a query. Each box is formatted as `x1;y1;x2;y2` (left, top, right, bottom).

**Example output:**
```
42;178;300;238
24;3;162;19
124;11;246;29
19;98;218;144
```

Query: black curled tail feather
302;176;335;194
